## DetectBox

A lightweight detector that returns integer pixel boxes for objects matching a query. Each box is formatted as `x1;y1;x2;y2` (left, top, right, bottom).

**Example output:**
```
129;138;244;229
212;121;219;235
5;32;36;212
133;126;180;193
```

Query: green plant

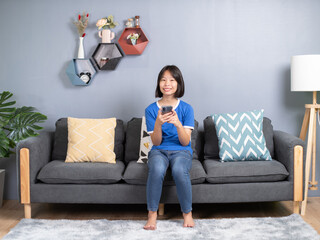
0;91;47;158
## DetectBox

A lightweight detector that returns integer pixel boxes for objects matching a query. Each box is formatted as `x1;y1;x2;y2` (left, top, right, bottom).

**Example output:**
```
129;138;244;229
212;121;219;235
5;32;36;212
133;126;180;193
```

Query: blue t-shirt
145;99;194;154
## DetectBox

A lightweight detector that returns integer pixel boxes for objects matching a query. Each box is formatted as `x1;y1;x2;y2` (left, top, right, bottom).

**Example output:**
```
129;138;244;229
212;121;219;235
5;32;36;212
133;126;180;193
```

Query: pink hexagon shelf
118;27;149;55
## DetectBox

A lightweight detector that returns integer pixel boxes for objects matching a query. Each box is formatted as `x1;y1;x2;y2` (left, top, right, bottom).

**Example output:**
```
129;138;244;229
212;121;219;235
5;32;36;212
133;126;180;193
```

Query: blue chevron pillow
212;109;272;162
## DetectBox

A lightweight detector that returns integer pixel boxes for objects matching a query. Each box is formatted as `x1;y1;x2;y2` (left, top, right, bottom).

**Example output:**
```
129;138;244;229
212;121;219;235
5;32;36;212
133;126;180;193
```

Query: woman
144;65;195;230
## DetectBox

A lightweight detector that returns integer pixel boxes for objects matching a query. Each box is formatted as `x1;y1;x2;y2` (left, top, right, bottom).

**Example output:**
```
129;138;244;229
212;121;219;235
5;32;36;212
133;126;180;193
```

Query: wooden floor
1;198;320;238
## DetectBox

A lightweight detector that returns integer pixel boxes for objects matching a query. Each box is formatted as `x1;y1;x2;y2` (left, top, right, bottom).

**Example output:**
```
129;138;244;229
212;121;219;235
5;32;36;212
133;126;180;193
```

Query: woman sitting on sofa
144;65;195;230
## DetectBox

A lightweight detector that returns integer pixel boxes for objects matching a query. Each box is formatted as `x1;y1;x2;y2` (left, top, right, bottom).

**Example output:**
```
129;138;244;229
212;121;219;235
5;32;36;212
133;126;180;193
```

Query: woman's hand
167;110;183;128
168;109;192;146
151;109;173;146
156;109;174;125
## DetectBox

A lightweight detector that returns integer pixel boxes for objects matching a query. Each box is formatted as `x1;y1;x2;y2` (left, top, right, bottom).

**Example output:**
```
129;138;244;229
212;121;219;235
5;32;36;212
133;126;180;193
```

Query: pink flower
96;18;108;29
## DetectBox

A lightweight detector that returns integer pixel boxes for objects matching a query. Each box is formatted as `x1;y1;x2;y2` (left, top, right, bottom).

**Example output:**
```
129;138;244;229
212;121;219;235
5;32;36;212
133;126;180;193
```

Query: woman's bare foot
143;211;157;230
183;211;195;227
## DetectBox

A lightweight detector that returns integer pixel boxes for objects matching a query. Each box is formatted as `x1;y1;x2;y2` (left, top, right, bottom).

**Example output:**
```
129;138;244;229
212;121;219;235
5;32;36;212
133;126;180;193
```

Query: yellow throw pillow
65;117;117;163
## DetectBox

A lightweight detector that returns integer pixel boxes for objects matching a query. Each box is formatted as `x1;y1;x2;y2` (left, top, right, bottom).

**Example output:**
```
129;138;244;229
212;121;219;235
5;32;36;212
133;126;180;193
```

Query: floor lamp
291;54;320;215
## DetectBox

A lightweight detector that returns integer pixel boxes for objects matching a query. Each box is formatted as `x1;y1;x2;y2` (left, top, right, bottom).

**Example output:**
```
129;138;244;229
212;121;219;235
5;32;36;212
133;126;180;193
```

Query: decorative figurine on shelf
126;18;134;28
100;57;109;68
135;16;140;28
73;12;89;59
96;15;118;43
127;33;140;45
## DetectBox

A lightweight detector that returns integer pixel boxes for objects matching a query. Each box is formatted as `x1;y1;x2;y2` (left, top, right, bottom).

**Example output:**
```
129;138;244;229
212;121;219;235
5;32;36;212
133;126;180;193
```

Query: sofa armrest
273;130;305;182
16;131;54;188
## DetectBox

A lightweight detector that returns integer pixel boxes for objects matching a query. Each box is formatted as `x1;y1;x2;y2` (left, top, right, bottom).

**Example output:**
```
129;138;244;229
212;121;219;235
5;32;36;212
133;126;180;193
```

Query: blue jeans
146;149;193;213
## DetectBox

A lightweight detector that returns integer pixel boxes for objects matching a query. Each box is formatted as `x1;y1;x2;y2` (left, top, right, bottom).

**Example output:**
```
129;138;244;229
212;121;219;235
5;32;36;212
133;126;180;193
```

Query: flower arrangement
96;15;118;29
127;33;140;45
127;33;140;40
73;12;89;37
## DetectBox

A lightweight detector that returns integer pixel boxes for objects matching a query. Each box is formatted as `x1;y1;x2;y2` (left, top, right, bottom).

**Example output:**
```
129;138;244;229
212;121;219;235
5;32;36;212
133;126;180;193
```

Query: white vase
77;37;85;59
130;38;137;45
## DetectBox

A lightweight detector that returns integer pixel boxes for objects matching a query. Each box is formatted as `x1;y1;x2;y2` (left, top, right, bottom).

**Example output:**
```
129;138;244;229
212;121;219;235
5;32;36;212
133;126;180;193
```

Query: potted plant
96;15;118;43
0;91;47;207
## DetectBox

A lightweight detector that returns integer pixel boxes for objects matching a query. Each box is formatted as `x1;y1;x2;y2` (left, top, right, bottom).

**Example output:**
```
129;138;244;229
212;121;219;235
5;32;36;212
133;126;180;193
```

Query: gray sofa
16;117;305;218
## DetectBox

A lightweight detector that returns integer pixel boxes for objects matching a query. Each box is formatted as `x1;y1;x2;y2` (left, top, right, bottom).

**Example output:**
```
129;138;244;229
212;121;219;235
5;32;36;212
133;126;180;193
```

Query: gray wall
1;0;320;199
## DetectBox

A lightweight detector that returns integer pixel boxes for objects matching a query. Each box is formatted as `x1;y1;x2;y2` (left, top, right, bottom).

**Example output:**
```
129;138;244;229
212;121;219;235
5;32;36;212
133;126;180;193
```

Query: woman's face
159;70;178;97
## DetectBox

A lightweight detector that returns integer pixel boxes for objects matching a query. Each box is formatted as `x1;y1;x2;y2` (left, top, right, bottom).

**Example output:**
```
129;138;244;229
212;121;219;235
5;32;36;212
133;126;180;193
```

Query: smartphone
161;106;173;114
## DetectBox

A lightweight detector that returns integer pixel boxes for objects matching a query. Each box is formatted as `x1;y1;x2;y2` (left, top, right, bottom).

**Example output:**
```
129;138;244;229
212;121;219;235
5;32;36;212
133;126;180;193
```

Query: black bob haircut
155;65;185;98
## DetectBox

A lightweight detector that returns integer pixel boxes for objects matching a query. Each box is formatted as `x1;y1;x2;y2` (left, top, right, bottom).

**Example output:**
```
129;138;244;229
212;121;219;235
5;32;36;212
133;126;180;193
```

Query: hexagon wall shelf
92;43;123;70
66;59;97;86
118;27;149;55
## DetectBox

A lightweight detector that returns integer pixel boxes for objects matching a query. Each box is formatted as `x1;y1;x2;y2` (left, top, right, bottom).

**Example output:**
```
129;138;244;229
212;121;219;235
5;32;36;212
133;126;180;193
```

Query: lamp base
300;97;320;215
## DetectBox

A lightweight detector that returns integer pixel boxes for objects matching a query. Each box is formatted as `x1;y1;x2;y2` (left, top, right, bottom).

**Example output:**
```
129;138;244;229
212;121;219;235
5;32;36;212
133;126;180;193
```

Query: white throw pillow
137;116;153;163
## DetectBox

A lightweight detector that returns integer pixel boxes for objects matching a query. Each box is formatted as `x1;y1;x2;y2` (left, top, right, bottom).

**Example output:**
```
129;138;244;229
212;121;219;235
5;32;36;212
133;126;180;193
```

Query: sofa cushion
124;118;141;163
203;159;289;183
65;117;117;163
212;109;272;161
204;116;274;160
37;160;125;184
125;118;201;163
123;159;206;185
52;118;125;161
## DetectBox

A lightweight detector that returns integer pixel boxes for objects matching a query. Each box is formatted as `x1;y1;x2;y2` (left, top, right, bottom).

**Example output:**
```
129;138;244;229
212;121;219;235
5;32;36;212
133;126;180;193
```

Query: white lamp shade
291;55;320;92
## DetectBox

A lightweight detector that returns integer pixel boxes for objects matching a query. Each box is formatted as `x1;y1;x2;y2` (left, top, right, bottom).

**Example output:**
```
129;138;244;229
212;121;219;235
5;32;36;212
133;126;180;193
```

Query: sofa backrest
51;118;125;161
50;116;274;162
203;116;274;159
124;118;202;163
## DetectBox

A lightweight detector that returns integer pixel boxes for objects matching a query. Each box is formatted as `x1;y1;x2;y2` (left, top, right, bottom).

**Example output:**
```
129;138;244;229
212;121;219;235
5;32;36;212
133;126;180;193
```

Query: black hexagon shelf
92;43;124;70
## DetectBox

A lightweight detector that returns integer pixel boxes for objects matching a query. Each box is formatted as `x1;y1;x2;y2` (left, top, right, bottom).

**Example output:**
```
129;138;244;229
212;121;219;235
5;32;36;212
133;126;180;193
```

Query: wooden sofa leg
293;145;303;214
293;202;300;214
158;203;164;216
24;204;32;219
20;148;31;218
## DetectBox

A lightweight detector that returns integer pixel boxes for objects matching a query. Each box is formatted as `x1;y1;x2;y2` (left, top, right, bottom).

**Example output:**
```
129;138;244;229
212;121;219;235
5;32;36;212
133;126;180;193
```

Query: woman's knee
171;155;192;181
148;151;168;178
171;164;188;181
149;165;167;179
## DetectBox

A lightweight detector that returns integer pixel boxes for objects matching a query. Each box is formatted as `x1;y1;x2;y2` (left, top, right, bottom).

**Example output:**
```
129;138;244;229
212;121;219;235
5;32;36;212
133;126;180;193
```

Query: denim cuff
182;208;192;214
148;207;158;212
